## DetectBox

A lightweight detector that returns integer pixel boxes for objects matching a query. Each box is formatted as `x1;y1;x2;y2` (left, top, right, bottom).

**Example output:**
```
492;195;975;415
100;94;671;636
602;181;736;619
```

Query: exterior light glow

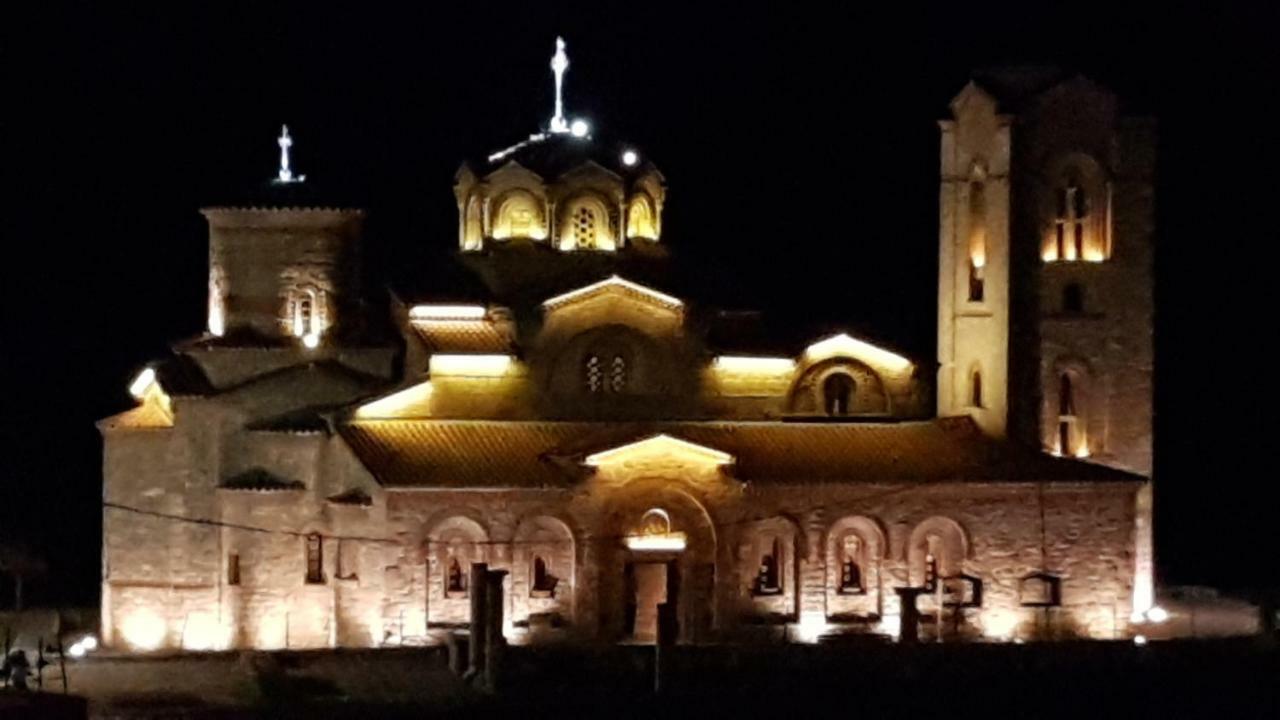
355;381;434;419
408;304;487;321
982;610;1019;640
877;614;902;639
129;367;157;399
429;353;514;377
120;608;167;651
795;612;829;644
68;642;86;658
713;356;797;374
80;635;98;651
1133;634;1147;646
622;150;639;166
1074;445;1091;459
623;534;687;552
302;332;320;349
1145;606;1168;624
803;333;913;373
570;119;590;138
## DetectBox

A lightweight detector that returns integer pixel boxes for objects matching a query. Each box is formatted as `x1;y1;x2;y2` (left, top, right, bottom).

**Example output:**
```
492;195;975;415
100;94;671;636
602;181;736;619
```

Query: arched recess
461;194;484;250
906;516;970;588
825;515;888;618
788;358;890;416
595;478;719;643
1050;356;1093;457
512;514;577;626
626;193;658;240
558;192;616;251
1041;152;1111;262
739;514;803;620
425;513;490;627
492;189;547;240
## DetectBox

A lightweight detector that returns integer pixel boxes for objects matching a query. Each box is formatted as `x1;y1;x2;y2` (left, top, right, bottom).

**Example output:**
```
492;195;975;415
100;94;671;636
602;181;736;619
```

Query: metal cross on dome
549;37;570;134
275;125;305;184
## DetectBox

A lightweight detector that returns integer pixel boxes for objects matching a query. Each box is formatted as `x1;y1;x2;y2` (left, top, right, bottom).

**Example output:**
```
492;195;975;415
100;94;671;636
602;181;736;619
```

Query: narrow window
532;556;557;597
585;355;602;393
822;373;855;416
305;534;324;584
1058;374;1075;416
971;371;983;408
336;539;358;581
923;552;939;592
609;355;627;393
1063;283;1084;314
1058;373;1078;455
447;558;466;596
755;538;782;595
968;259;985;302
572;206;597;249
968;181;986;301
227;553;241;586
1052;178;1089;262
839;536;864;594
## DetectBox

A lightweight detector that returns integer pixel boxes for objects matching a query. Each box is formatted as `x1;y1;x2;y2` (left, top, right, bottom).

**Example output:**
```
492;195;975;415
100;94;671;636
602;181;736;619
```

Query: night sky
3;3;1276;606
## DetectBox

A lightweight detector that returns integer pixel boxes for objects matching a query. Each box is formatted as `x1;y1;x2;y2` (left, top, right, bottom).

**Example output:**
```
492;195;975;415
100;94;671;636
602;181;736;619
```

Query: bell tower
937;70;1155;477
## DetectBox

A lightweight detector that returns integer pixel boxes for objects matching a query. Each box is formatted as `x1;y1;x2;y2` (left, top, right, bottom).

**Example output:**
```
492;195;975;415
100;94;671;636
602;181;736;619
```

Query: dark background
2;2;1275;607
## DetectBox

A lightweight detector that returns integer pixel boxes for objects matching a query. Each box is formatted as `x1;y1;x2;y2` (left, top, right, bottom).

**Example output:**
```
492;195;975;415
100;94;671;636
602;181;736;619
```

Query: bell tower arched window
968;180;986;302
822;373;855;416
1057;373;1082;456
1063;283;1084;314
971;370;983;408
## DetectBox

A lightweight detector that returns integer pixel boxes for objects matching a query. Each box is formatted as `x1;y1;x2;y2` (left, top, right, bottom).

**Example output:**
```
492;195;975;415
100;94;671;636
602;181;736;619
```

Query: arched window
971;370;983;408
531;556;558;596
462;195;483;250
923;550;939;592
572;206;597;249
446;558;466;595
1063;283;1084;314
1058;373;1078;456
305;533;324;584
610;356;627;393
288;287;325;340
493;191;545;240
755;538;782;595
1055;174;1088;261
968;181;987;302
585;355;603;393
626;195;658;239
822;373;855;416
839;536;864;594
585;353;628;394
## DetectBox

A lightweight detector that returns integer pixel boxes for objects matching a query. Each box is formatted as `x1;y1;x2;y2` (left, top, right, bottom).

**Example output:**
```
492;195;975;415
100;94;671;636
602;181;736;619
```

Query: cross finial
275;124;305;184
549;37;570;133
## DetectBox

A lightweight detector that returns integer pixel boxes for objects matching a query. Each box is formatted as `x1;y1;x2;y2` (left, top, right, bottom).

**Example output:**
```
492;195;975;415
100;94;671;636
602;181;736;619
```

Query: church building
99;41;1156;651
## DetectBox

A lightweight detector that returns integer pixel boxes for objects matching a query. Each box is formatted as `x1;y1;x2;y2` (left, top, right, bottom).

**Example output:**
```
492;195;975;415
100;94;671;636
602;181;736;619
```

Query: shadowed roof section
340;416;1143;488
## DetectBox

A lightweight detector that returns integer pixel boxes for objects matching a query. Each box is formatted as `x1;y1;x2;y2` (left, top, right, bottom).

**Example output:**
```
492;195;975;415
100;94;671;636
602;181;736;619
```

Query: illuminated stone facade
100;63;1155;652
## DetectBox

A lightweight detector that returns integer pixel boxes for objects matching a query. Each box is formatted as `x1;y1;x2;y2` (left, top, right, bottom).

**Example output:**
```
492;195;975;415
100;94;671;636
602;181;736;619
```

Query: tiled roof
340;417;1141;489
408;321;514;353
